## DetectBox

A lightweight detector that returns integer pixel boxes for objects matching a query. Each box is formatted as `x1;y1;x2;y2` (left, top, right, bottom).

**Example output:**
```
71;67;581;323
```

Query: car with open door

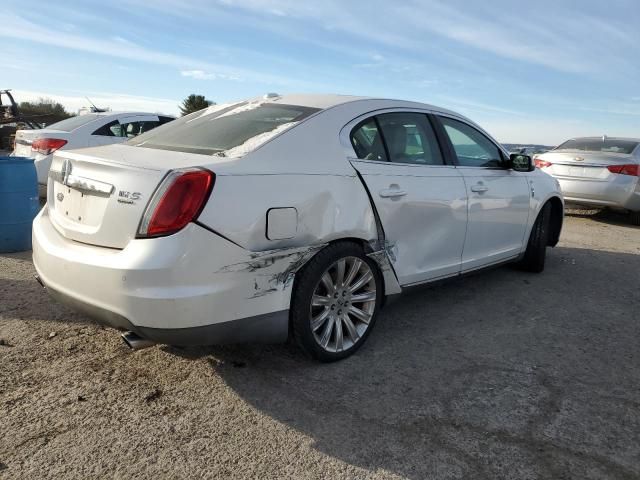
13;111;175;195
32;94;563;362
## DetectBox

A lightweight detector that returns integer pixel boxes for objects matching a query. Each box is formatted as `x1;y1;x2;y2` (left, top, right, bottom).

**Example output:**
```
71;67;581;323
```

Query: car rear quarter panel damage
196;102;410;297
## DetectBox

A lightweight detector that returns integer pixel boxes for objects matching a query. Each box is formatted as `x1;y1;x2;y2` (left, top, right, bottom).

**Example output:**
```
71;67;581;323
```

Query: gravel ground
1;210;639;479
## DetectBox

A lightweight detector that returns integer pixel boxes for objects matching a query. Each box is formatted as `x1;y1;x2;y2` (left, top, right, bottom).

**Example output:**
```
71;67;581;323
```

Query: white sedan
13;111;175;194
32;94;564;362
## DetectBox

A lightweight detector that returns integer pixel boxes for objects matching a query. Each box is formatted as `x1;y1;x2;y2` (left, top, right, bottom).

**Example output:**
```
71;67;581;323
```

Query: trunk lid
538;150;637;180
46;144;245;249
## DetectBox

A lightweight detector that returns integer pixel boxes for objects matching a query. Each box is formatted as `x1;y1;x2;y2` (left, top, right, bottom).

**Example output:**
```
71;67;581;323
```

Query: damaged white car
32;94;564;361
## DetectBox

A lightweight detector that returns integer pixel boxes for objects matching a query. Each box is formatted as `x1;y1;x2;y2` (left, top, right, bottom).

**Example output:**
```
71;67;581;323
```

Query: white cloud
202;0;638;75
180;70;241;81
0;13;299;87
11;89;180;116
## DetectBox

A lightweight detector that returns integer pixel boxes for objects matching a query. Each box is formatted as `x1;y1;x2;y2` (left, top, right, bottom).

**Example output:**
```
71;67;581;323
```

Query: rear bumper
31;207;310;344
556;176;640;211
43;283;288;345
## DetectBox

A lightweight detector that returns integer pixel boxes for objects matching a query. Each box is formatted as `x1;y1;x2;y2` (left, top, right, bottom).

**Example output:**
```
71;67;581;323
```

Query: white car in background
13;112;175;194
32;94;564;362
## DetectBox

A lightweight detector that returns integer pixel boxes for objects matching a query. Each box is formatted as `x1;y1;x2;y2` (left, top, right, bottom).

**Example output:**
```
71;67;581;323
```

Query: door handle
379;188;407;198
470;185;489;193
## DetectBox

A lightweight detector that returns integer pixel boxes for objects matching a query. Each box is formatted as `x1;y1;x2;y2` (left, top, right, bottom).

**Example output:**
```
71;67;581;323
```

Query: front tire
290;242;383;362
517;202;551;273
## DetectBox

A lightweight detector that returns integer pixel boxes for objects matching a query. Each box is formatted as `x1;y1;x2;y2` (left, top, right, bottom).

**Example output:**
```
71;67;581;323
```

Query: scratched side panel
198;174;379;251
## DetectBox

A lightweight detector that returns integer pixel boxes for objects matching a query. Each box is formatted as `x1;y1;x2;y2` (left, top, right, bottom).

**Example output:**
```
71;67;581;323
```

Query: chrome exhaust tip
121;331;155;351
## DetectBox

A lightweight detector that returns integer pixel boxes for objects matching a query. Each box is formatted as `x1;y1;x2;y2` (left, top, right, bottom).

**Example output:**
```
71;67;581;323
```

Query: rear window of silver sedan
127;101;320;157
555;138;639;155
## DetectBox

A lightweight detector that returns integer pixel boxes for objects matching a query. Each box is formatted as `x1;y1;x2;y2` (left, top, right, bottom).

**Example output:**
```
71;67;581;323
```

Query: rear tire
290;242;383;362
630;211;640;226
517;202;551;273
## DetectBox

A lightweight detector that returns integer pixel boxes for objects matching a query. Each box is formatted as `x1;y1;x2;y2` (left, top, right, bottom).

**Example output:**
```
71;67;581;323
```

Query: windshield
555;138;639;155
127;101;320;157
46;114;101;132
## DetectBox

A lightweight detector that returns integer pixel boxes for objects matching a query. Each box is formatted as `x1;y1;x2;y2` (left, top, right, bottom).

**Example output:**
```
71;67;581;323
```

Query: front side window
377;113;444;165
128;101;320;157
121;121;160;138
350;119;388;161
439;117;504;168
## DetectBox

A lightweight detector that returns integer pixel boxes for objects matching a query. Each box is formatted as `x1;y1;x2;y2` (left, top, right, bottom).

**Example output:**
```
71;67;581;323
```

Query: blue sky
2;0;639;144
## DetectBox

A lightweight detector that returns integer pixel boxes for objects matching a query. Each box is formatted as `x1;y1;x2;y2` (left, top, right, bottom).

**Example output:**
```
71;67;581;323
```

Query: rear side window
350;119;388;161
377;113;444;165
92;120;122;137
439;117;504;168
128;101;320;157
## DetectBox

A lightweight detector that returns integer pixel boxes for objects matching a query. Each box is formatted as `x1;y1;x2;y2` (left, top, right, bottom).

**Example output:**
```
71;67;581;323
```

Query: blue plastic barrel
0;156;40;252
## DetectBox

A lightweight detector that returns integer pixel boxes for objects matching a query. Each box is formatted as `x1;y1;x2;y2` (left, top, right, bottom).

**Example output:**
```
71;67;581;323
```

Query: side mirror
509;153;535;172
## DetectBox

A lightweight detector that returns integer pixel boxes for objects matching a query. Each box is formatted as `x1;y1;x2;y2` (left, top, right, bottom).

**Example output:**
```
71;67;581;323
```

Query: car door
347;112;468;286
434;115;531;271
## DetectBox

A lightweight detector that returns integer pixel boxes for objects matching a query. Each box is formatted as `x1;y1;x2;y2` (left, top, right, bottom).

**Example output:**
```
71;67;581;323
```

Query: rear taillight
607;164;639;177
535;158;552;169
31;138;67;155
137;168;214;238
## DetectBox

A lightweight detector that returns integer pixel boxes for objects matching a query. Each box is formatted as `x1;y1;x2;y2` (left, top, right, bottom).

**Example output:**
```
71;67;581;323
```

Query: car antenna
86;97;107;113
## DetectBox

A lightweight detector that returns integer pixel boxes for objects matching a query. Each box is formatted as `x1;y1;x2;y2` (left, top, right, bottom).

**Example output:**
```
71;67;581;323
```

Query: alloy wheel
309;256;377;353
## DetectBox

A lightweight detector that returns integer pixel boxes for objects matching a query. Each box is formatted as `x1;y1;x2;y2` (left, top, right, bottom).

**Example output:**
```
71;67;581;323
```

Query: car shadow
2;247;639;477
165;246;640;478
565;206;638;229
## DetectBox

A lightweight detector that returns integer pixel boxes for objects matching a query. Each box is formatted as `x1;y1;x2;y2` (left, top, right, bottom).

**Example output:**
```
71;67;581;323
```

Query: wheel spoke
310;256;377;353
351;291;376;303
348;305;371;324
334;317;344;351
320;272;335;294
312;295;331;307
311;308;330;332
342;314;360;343
335;259;346;288
343;258;362;287
319;316;335;348
348;270;373;293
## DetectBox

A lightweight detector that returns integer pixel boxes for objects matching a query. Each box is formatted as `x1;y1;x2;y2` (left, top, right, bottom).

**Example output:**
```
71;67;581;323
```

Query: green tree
18;97;73;122
179;94;214;116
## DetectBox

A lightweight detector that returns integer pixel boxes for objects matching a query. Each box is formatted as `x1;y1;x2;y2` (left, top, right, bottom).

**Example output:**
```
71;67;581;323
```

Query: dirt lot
1;210;639;479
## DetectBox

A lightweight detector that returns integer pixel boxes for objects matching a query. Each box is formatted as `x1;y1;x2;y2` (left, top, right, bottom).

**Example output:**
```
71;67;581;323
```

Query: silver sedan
535;137;640;225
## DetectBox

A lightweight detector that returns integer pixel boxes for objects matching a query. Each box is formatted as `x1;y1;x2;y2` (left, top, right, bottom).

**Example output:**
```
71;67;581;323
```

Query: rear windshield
128;101;320;157
555;139;639;155
46;114;101;132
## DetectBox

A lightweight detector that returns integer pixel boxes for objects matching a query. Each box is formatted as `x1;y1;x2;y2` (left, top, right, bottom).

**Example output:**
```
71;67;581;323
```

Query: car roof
564;136;640;142
256;93;459;116
90;111;175;118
